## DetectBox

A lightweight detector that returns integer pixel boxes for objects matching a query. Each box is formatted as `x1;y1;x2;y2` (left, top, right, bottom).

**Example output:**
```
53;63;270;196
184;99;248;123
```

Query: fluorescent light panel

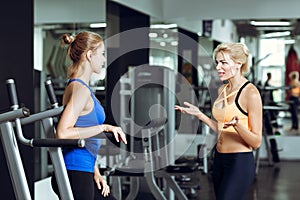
150;24;177;29
256;26;294;31
285;39;296;44
250;21;291;26
89;23;107;28
261;31;291;38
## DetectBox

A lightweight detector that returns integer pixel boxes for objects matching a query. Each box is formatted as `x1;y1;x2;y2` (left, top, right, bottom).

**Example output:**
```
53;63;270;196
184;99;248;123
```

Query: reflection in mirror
233;18;300;136
149;24;178;71
34;0;106;88
35;23;106;89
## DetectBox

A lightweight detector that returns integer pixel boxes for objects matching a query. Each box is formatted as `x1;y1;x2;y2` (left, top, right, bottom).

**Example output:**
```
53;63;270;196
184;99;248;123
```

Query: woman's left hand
94;174;110;197
103;125;127;144
110;126;127;144
223;116;239;128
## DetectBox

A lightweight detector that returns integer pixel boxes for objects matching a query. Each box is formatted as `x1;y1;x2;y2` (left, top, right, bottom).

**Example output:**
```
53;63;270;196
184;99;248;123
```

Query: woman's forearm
198;113;218;133
233;123;262;149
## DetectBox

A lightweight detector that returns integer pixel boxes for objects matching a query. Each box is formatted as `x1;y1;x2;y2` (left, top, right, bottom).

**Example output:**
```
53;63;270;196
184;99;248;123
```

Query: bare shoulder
245;82;260;94
63;81;90;104
244;82;262;102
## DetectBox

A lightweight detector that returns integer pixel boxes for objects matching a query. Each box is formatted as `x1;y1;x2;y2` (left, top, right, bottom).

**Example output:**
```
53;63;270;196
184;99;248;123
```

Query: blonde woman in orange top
288;71;300;132
175;43;262;200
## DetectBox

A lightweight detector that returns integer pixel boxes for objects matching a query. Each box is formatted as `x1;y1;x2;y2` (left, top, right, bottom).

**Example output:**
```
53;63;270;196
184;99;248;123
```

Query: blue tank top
63;78;106;173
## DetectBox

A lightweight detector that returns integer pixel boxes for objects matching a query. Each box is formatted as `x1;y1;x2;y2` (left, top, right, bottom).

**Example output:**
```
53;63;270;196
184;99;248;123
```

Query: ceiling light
149;32;158;38
89;23;107;28
261;31;291;38
256;26;294;31
250;21;291;26
171;41;178;46
160;42;166;46
150;24;177;29
285;39;296;44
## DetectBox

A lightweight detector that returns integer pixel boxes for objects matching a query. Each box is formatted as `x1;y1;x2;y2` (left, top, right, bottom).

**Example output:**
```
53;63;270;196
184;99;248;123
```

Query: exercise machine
117;65;177;199
0;79;84;200
107;65;203;199
106;117;188;200
255;104;288;174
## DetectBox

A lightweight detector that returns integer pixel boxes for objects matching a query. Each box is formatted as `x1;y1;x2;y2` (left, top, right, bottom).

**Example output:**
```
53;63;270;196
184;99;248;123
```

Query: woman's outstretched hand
174;101;202;118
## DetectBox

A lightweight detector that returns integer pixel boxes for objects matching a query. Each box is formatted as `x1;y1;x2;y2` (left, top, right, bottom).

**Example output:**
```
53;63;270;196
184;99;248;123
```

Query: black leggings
289;96;299;129
51;170;116;200
212;150;255;200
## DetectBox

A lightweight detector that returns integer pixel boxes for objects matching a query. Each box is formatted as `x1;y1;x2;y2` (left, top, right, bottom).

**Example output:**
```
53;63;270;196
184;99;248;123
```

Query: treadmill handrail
20;106;64;125
0;107;30;124
5;79;85;148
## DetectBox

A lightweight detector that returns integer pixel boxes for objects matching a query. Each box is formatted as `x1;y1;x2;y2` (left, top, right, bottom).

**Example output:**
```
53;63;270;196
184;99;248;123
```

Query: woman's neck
227;76;247;91
72;63;92;84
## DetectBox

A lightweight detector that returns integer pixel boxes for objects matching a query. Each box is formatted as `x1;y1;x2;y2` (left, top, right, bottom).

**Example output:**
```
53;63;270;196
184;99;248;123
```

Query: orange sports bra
212;81;250;133
290;80;300;97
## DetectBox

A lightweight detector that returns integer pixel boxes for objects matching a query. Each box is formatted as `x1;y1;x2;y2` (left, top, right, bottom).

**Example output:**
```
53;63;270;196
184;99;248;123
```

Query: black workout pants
212;150;255;200
289;96;299;129
51;170;116;200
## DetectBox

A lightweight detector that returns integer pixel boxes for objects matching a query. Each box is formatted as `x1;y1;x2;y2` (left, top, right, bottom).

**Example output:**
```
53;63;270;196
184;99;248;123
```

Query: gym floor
123;161;300;200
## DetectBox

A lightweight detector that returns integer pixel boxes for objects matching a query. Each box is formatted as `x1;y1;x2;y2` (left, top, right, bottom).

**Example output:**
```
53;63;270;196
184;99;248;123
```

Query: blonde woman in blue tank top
51;31;127;200
175;43;262;200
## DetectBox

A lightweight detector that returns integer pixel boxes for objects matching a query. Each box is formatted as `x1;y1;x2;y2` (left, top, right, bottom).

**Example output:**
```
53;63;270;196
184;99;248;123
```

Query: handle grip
93;132;118;147
6;79;19;109
96;132;113;139
44;79;58;106
144;117;167;129
31;139;85;148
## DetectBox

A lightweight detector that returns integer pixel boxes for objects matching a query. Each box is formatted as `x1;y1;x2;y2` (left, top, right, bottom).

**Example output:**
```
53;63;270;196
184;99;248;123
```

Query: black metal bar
31;138;85;148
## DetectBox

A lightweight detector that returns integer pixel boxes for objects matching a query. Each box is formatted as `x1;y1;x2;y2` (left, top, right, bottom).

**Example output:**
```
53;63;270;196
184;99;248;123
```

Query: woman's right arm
174;101;218;133
56;85;127;144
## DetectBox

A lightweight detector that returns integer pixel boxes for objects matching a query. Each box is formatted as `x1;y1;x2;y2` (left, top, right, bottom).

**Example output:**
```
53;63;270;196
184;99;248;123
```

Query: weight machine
254;104;288;175
103;65;197;200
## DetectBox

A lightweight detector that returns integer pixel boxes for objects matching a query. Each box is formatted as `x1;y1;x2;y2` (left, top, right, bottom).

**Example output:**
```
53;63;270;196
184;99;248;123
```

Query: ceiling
35;0;300;41
233;18;300;38
39;18;300;42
